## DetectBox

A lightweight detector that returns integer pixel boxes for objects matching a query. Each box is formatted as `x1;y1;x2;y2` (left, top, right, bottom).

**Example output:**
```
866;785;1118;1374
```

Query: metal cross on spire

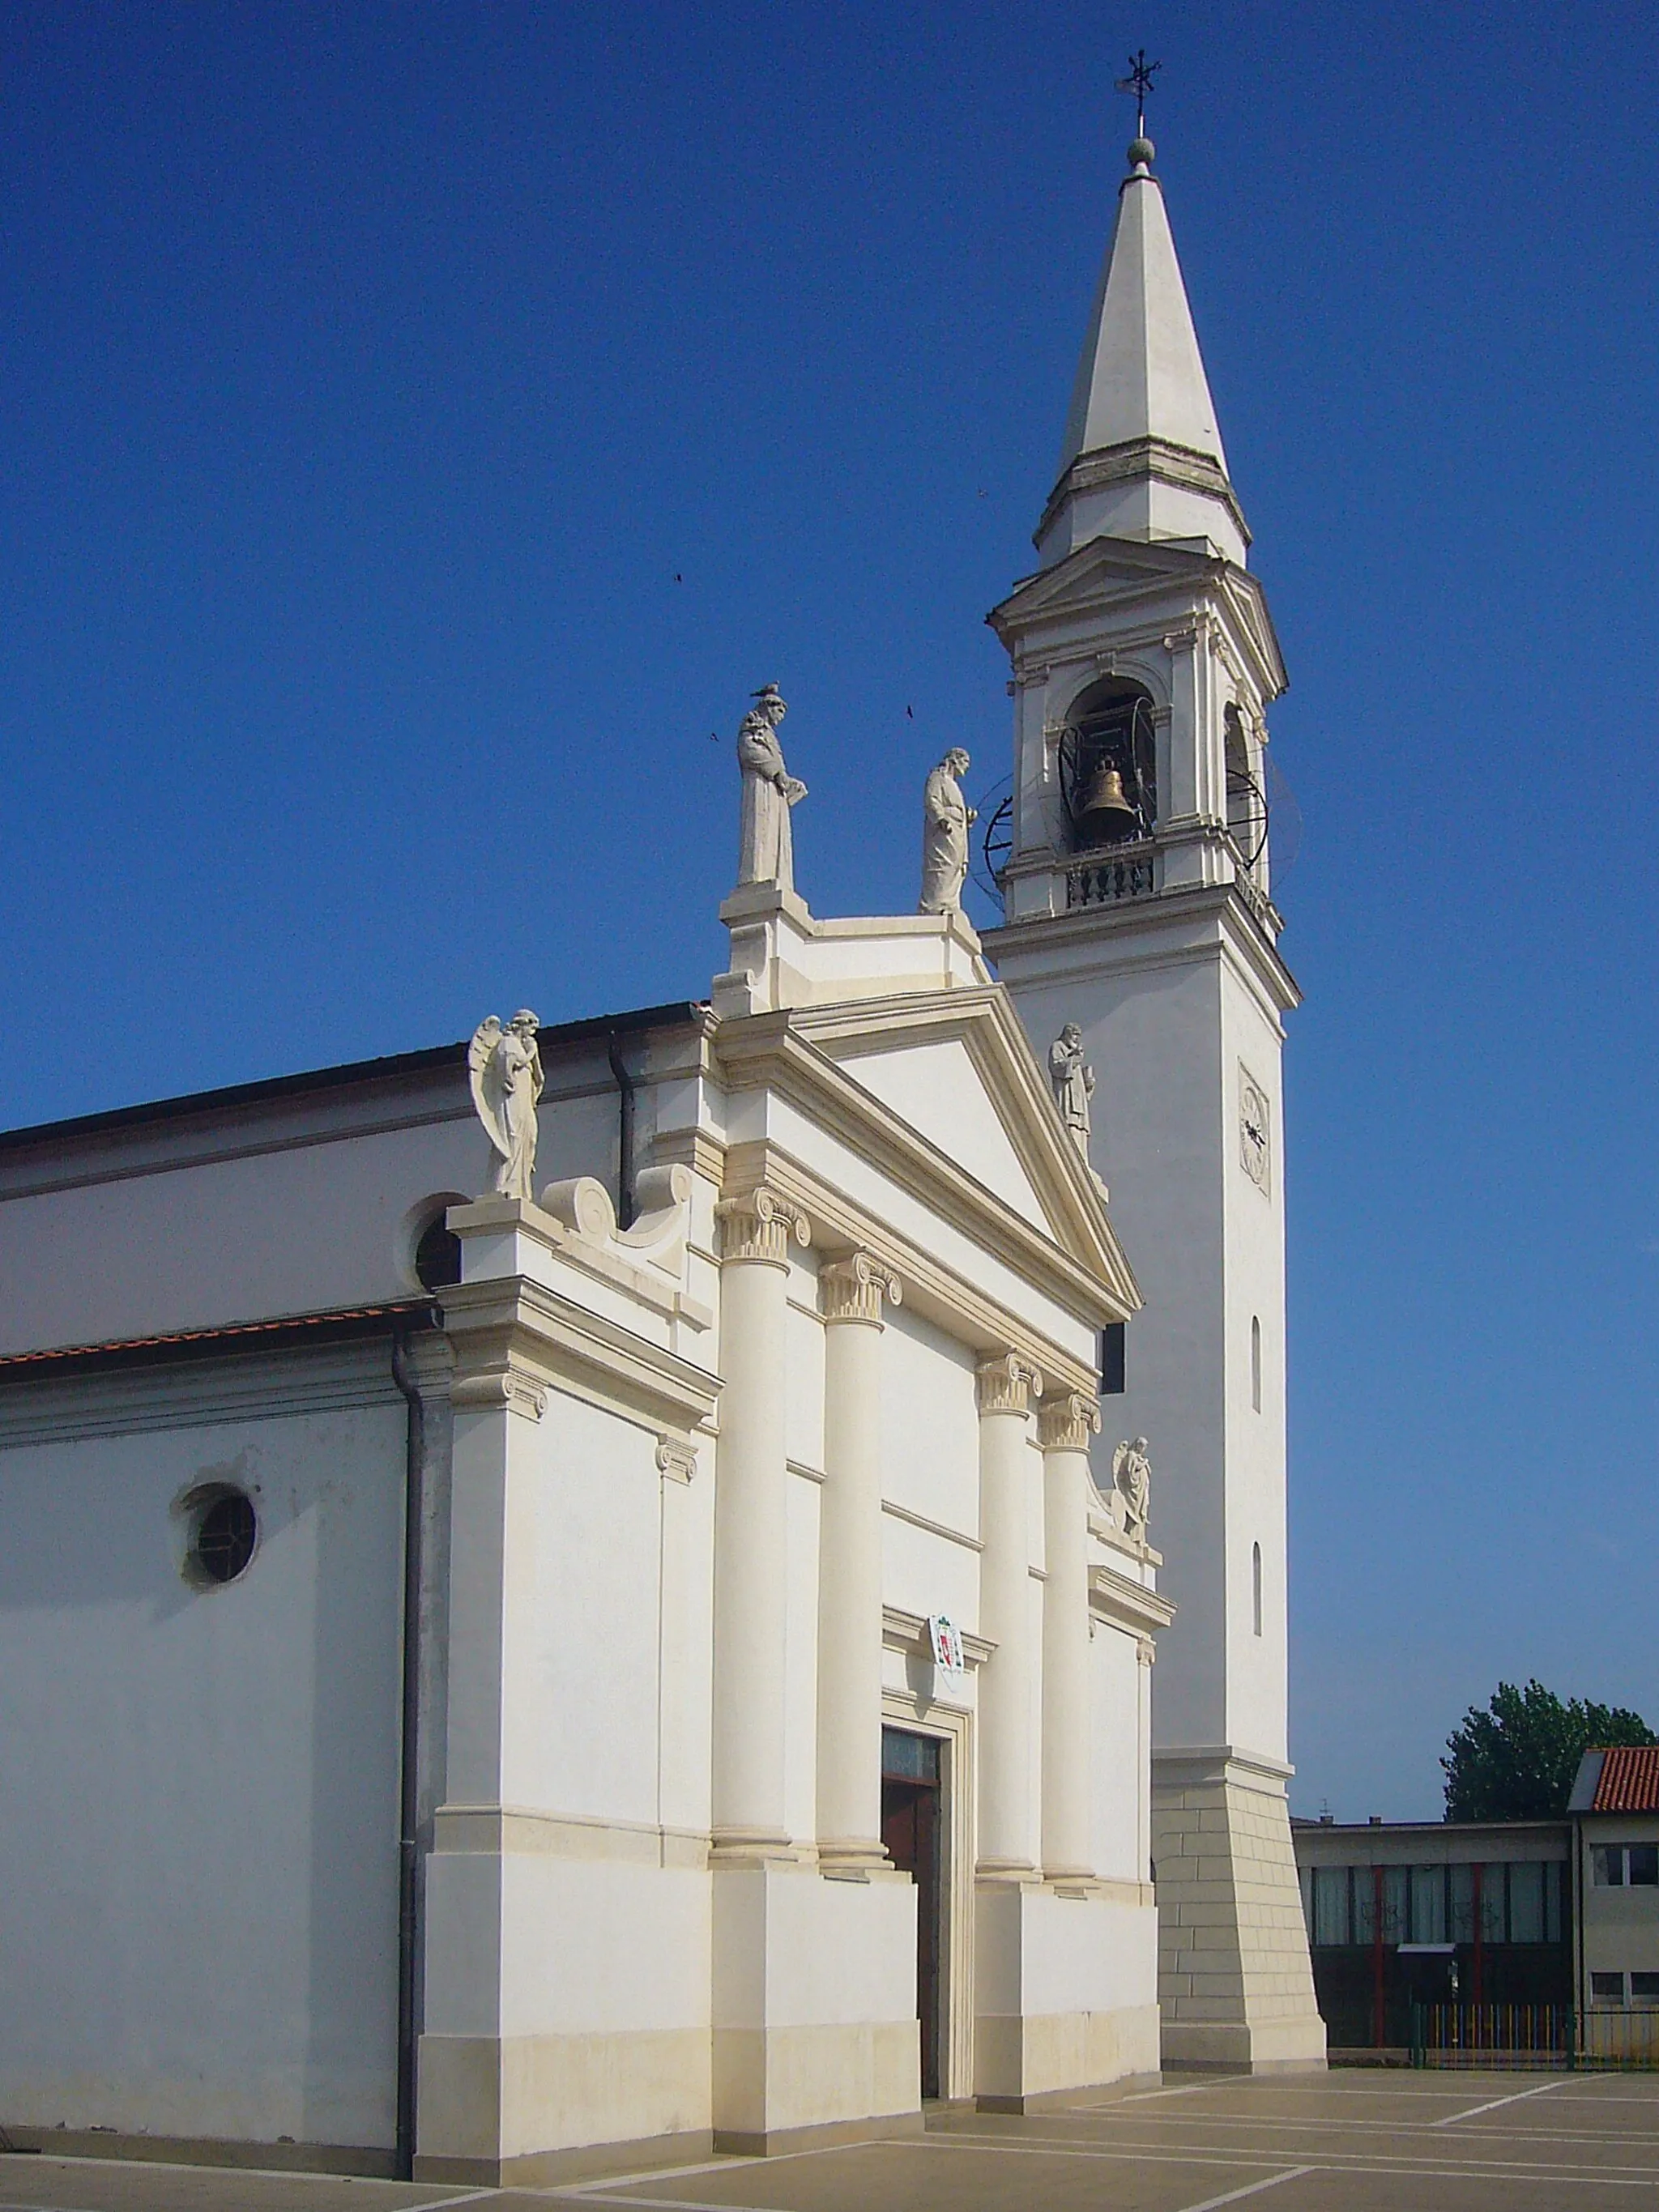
1114;48;1162;139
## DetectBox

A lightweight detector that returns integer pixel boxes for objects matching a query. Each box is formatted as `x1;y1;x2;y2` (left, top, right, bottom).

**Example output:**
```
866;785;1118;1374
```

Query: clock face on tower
1239;1071;1271;1193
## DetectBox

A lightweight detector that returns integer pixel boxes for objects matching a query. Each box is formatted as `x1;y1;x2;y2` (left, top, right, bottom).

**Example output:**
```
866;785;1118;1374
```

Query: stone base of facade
1152;1750;1327;2074
416;2025;714;2180
413;2122;714;2189
0;2128;395;2179
974;1879;1163;2103
710;1862;921;2142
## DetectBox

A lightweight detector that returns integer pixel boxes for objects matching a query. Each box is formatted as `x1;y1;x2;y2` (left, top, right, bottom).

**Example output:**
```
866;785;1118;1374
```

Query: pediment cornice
712;991;1141;1328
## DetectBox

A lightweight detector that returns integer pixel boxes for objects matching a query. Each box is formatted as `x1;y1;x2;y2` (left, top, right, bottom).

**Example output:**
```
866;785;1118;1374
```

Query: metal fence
1411;2005;1659;2070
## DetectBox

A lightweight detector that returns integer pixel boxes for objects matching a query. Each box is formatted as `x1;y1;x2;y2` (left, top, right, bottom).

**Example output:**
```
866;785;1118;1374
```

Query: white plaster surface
0;1392;405;2146
841;1040;1049;1228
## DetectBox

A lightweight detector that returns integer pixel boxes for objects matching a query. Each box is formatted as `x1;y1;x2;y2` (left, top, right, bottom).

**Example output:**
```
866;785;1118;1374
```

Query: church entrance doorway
881;1724;944;2098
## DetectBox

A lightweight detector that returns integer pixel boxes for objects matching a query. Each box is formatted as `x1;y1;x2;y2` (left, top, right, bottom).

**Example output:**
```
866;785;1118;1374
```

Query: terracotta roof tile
1592;1746;1659;1814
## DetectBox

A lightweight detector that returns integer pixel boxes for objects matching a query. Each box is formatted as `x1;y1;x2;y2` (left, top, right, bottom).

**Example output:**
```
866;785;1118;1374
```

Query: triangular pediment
989;533;1285;696
992;532;1222;630
786;986;1141;1315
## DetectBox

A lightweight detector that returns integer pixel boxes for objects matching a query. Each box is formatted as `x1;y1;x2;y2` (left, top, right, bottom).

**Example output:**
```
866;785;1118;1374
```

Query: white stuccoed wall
0;1366;406;2146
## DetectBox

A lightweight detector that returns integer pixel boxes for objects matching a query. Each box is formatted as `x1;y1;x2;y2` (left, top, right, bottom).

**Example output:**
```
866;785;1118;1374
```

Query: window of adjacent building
1352;1866;1408;1947
1314;1860;1565;1949
1481;1862;1508;1941
1311;1865;1350;1947
1099;1323;1126;1395
1593;1971;1626;2005
1508;1860;1546;1945
1595;1843;1659;1886
1410;1865;1447;1945
1448;1864;1476;1943
1251;1316;1262;1411
1633;1973;1659;2005
1252;1543;1263;1637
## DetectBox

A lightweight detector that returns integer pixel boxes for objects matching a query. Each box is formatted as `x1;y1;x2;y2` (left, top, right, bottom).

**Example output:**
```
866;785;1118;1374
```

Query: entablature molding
1089;1562;1176;1639
440;1272;720;1441
719;1140;1098;1401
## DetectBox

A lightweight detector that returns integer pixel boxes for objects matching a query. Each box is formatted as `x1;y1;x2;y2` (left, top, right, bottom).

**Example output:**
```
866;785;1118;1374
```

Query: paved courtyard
6;2073;1659;2212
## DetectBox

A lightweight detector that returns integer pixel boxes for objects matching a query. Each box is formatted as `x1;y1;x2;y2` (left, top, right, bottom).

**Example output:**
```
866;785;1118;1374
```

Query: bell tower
984;126;1325;2071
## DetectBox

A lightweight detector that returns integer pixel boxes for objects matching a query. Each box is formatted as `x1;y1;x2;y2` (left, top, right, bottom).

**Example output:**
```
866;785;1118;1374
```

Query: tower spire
1035;103;1248;570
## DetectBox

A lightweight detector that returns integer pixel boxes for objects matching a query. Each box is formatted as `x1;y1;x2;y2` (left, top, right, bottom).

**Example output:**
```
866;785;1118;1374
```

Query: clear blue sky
3;2;1655;1819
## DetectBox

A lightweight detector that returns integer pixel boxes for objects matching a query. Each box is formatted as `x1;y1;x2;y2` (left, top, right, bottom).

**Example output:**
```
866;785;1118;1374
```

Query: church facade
0;127;1317;2188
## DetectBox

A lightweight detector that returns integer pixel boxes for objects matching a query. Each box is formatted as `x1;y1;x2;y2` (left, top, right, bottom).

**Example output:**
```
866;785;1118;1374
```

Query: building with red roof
1569;1749;1659;2018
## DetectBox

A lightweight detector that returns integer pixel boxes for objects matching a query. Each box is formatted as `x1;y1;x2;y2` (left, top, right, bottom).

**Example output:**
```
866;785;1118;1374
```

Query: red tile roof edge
1592;1745;1659;1815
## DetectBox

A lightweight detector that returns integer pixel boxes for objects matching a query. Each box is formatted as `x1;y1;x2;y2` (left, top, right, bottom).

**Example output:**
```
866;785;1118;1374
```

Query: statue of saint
736;684;807;893
468;1010;544;1200
919;748;975;914
1048;1022;1095;1157
1111;1436;1151;1542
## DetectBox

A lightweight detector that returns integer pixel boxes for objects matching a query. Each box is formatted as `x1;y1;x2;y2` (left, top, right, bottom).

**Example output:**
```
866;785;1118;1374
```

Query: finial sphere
1128;134;1155;168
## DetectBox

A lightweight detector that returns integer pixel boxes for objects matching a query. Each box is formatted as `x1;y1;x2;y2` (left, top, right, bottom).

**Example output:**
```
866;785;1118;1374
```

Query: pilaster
1037;1392;1099;1885
710;1186;808;1861
975;1354;1041;1880
816;1254;901;1876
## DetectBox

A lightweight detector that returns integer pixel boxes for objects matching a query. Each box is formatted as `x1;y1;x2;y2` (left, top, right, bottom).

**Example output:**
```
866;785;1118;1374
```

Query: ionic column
711;1186;809;1856
816;1252;902;1873
976;1352;1042;1877
1038;1390;1101;1882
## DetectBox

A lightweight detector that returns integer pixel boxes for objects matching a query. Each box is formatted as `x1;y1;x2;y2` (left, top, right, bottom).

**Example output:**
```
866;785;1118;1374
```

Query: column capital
1037;1391;1102;1452
975;1352;1042;1417
715;1185;810;1268
820;1251;902;1327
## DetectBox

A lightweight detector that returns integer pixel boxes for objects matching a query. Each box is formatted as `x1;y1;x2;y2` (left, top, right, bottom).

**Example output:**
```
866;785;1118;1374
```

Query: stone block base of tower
1152;1751;1327;2073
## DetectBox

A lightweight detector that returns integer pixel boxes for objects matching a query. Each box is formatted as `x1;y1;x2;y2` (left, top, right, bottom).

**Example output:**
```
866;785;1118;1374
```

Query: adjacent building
1294;1752;1659;2056
1570;1747;1659;2018
1294;1818;1572;2052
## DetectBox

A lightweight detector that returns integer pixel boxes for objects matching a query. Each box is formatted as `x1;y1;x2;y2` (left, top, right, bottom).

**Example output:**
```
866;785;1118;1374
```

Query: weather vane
1115;48;1162;139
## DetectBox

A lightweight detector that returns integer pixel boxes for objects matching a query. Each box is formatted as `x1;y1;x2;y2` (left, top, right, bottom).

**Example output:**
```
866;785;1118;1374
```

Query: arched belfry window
1225;704;1268;875
1059;678;1157;851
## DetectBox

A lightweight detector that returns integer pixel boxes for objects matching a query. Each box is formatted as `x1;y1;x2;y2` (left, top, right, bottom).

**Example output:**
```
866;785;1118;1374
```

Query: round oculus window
190;1490;258;1585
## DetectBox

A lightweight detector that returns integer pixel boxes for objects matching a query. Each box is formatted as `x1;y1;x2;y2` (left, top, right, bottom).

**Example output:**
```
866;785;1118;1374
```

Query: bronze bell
1077;760;1138;842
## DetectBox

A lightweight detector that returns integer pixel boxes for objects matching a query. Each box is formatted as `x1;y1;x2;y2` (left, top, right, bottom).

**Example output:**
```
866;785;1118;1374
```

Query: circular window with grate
181;1485;258;1586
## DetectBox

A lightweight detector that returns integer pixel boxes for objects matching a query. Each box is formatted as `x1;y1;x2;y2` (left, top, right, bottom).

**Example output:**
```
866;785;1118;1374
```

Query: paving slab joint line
1174;2168;1316;2212
547;2195;795;2212
1432;2078;1568;2127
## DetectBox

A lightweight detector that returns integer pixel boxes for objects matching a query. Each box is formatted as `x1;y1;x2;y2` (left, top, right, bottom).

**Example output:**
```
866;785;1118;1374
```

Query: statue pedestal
713;883;987;1018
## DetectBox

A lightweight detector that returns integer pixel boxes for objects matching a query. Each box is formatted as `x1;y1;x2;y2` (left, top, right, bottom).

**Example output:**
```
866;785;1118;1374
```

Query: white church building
0;129;1321;2188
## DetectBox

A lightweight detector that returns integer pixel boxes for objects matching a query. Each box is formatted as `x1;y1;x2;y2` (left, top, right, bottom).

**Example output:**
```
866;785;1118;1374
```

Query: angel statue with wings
468;1010;544;1200
1111;1436;1151;1544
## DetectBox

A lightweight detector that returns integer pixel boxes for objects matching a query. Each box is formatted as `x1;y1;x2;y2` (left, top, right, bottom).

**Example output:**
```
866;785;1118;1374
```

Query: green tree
1442;1679;1657;1820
